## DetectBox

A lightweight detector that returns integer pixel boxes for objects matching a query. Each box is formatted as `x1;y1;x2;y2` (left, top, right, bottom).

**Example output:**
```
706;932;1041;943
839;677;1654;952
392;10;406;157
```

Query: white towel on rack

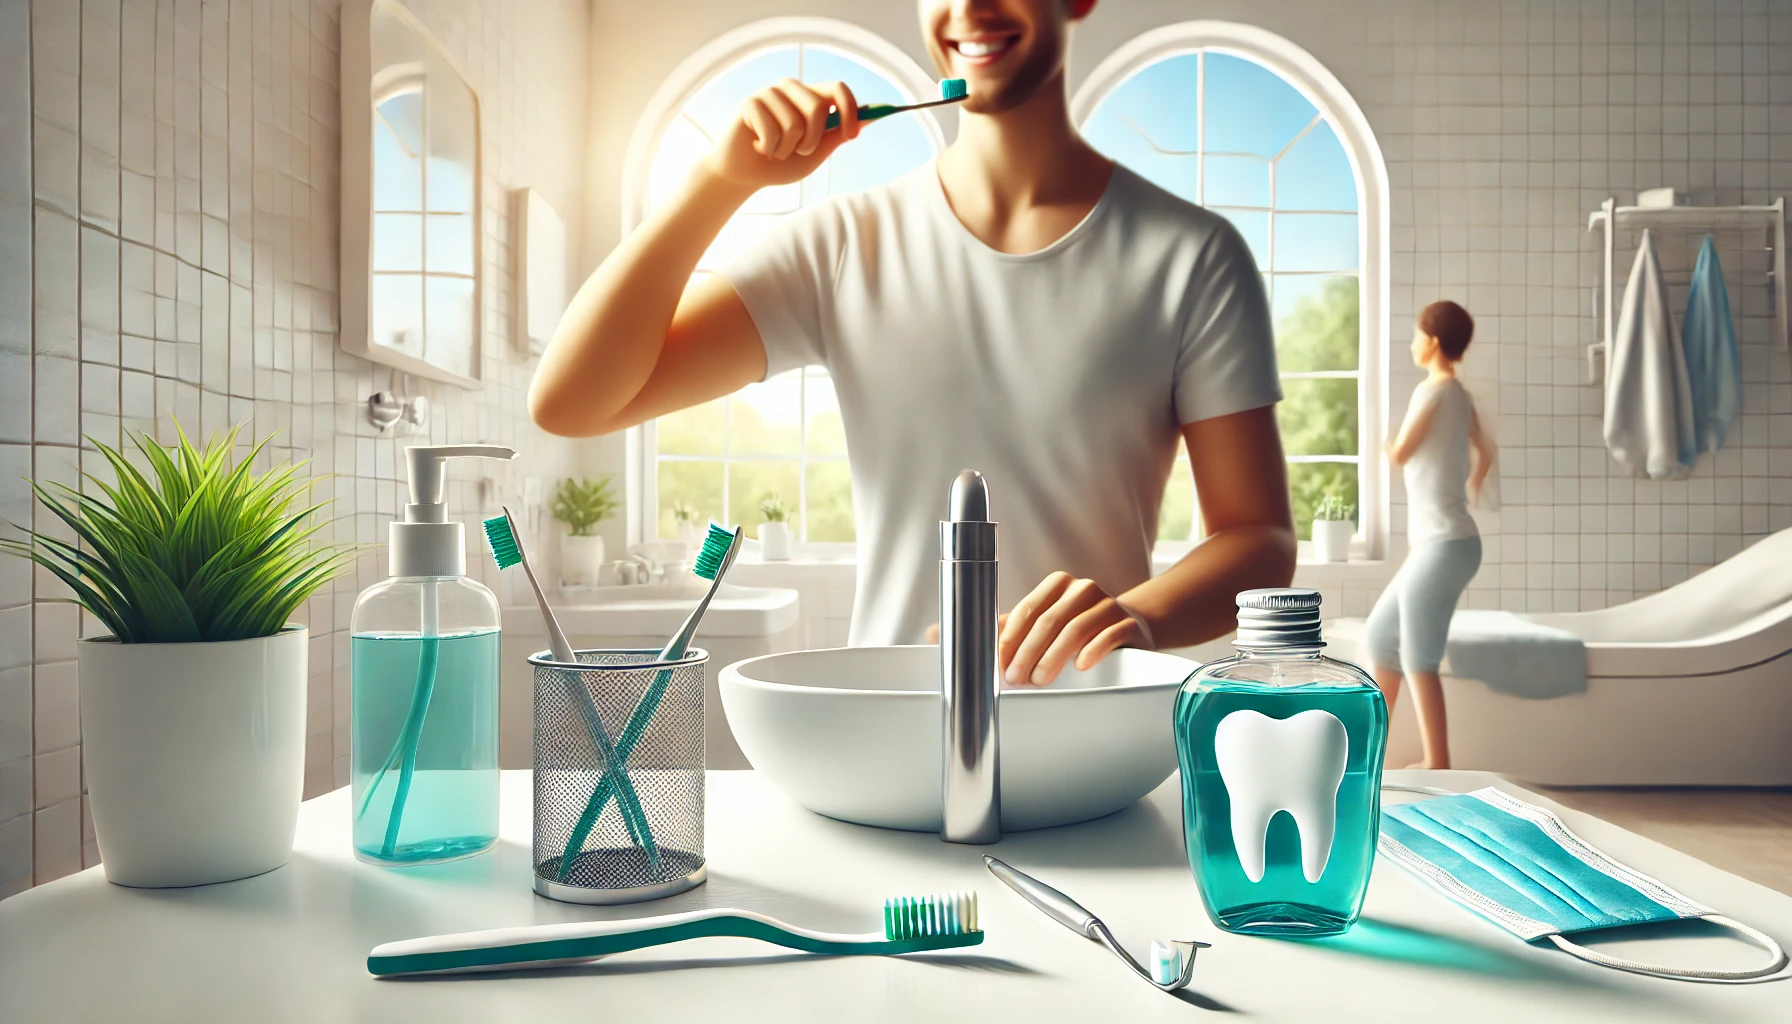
1604;230;1697;480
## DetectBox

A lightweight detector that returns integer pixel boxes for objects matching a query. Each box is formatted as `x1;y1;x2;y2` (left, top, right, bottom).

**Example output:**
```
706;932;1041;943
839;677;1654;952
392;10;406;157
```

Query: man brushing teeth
531;0;1296;684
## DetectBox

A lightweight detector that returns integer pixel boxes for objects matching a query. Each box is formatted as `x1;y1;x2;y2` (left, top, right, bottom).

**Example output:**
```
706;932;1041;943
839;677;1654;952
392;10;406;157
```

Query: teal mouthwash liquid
1174;590;1386;936
351;628;501;865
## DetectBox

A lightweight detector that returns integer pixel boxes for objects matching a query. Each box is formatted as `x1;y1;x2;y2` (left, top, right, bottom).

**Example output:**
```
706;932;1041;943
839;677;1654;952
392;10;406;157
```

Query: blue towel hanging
1682;234;1741;453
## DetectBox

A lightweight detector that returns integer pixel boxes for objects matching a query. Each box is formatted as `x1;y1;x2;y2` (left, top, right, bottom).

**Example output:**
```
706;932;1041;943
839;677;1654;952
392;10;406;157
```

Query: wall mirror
341;0;484;387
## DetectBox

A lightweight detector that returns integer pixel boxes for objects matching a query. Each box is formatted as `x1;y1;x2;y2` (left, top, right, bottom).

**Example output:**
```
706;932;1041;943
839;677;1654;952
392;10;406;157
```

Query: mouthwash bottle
1174;589;1387;935
351;445;516;866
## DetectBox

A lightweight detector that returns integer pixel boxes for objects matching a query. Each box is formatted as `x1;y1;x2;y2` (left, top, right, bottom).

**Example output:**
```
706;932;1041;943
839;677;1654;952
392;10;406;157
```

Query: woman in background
1367;300;1496;769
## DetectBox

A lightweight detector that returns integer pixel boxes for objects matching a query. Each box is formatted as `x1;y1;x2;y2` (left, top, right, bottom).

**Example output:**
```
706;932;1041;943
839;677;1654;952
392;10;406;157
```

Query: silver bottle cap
1234;588;1325;649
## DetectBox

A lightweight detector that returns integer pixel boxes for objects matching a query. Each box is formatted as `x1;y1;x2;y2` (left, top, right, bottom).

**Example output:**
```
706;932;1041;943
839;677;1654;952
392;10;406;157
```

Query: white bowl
719;645;1198;832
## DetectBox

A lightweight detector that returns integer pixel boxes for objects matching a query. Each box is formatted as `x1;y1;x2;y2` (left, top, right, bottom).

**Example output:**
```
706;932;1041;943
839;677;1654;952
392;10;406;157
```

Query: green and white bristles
885;891;979;940
481;514;521;570
692;522;737;581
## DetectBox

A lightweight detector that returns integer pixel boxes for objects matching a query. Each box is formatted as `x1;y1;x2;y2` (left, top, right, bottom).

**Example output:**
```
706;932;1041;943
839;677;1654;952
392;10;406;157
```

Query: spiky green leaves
0;424;354;644
551;476;618;537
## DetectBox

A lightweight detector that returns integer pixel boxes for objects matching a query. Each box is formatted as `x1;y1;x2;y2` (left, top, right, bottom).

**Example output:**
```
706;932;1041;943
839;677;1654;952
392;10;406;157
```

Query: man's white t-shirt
720;162;1281;647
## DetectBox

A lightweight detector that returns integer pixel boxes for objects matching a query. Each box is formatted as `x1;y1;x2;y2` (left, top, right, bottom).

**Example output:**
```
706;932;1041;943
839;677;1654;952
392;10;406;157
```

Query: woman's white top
1404;377;1479;546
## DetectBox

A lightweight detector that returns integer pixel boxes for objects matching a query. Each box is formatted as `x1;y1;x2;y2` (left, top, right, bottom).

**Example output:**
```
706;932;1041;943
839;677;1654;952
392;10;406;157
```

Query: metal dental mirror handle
984;856;1209;992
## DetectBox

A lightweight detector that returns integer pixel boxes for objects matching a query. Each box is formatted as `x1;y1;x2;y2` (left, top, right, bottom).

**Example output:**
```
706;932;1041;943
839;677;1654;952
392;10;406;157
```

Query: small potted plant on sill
0;425;351;887
552;475;618;588
1312;493;1356;563
671;499;702;552
757;494;793;561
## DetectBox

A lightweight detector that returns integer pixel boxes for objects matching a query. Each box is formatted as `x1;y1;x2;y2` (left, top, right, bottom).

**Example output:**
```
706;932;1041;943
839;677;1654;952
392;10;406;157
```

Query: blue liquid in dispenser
351;630;501;865
1174;590;1386;936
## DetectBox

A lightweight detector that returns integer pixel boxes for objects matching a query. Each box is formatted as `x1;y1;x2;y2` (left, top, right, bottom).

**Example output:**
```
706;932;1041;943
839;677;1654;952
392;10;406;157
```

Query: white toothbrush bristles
1149;939;1180;985
884;890;980;939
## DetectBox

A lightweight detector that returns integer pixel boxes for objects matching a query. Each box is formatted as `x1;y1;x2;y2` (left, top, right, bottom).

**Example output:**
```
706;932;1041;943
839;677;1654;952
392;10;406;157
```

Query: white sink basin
719;645;1197;832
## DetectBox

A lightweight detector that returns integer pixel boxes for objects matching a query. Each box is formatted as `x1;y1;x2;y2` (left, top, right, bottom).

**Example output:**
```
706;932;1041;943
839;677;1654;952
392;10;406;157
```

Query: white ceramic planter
561;533;606;587
78;627;307;887
1312;519;1354;563
759;521;792;561
676;520;703;553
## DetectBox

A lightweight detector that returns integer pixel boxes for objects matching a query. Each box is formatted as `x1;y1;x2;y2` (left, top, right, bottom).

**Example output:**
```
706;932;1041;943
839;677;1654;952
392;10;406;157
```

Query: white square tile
33;661;78;754
33;207;80;359
33;747;79;809
33;798;82;883
0;667;29;765
33;357;81;445
0;755;29;822
80;227;121;365
0;812;31;890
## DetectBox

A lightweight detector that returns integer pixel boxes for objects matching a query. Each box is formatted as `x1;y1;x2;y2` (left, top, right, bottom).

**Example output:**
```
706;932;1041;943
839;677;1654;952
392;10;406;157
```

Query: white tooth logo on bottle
1213;709;1347;884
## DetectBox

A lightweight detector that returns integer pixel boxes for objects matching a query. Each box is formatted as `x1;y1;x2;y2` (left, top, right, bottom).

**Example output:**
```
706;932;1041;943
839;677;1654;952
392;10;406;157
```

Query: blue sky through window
1082;48;1366;543
648;43;939;543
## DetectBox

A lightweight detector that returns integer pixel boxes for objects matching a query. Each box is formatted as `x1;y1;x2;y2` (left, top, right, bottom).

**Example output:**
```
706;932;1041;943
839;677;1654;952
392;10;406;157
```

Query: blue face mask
1379;787;1787;982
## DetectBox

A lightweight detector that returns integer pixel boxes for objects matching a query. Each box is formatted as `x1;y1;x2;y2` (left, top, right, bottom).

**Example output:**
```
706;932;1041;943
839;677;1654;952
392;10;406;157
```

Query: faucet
940;469;1001;844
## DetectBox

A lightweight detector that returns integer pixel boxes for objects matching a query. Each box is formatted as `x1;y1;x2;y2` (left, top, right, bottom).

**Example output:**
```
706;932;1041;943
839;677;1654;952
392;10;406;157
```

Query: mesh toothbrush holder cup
530;648;708;904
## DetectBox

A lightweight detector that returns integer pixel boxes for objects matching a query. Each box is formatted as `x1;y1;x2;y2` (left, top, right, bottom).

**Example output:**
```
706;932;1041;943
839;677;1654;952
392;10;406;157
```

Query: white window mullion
1194;48;1205;207
797;372;809;544
721;396;733;526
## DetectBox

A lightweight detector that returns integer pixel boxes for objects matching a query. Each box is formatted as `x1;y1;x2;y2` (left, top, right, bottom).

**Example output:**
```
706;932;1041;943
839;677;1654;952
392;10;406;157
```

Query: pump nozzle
405;445;517;522
392;445;518;577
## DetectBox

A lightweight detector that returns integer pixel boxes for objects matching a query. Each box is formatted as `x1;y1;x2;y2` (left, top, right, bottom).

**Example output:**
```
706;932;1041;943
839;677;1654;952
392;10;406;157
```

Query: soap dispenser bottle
351;445;517;866
1174;589;1387;936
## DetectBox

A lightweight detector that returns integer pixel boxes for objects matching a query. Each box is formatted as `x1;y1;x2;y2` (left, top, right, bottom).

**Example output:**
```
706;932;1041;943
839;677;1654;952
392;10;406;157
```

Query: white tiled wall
0;0;590;894
582;0;1792;628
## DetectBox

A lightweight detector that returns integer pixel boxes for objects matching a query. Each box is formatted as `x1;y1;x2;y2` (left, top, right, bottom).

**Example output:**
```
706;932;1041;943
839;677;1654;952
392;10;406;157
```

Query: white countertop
2;770;1789;1022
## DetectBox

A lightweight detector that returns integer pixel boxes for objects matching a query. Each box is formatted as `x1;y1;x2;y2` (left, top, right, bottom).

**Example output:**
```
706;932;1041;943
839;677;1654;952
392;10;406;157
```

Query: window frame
1072;22;1392;561
618;18;946;556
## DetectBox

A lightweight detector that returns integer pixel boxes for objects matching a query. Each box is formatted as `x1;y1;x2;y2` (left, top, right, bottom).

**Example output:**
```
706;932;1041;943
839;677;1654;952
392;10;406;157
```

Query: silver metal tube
940;470;1000;844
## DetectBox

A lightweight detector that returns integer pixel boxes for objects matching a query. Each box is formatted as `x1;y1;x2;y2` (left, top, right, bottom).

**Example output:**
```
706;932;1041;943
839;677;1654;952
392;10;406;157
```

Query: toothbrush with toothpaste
825;77;967;131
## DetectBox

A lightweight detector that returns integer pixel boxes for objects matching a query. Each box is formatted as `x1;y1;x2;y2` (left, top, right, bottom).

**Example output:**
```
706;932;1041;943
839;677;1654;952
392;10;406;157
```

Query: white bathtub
1329;526;1792;787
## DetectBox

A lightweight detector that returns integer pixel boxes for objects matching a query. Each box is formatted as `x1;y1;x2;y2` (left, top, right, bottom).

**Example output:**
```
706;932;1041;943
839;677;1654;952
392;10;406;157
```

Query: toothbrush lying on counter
552;522;744;881
483;507;661;866
825;77;967;130
368;890;981;976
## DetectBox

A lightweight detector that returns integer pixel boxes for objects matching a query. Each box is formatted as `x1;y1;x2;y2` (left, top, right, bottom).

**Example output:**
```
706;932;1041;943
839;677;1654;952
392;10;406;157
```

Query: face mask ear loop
1546;916;1789;983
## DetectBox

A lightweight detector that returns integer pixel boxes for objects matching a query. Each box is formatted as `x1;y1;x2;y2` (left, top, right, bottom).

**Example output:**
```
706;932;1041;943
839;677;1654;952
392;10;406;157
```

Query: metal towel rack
1584;196;1788;386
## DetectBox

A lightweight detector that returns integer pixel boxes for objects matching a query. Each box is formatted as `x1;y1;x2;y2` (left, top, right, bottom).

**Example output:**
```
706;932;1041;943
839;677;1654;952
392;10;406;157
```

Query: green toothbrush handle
368;912;983;977
825;103;902;131
555;661;678;881
563;670;660;871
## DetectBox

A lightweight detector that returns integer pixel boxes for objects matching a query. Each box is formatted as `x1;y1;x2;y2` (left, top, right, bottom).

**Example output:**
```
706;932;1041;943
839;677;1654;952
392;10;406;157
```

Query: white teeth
956;39;1008;58
1213;709;1348;884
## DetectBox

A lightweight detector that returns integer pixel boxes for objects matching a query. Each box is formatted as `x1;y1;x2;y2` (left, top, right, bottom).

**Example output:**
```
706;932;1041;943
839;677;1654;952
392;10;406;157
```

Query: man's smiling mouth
948;35;1019;60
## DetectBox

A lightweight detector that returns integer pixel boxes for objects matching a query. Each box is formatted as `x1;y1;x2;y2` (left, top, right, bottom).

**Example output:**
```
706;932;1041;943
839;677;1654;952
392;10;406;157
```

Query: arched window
1074;23;1389;554
623;20;944;548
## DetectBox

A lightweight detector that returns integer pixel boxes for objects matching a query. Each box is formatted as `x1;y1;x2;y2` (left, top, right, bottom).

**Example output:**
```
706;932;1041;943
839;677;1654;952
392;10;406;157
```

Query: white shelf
1587;202;1785;232
1585;196;1788;367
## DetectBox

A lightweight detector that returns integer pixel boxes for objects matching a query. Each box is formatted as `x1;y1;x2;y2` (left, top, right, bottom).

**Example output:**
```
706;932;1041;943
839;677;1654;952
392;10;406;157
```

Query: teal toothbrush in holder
483;508;660;865
824;77;967;130
551;523;743;882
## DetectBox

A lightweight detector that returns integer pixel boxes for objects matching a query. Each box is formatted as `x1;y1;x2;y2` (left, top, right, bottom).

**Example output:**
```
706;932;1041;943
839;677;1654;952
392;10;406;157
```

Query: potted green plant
552;475;618;587
757;494;793;561
1312;493;1356;563
0;425;350;887
671;499;702;550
